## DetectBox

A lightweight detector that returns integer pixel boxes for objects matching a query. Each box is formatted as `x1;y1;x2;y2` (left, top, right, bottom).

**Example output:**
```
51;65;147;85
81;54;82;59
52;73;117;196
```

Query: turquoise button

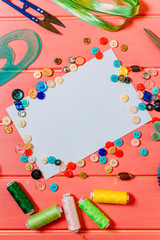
91;47;99;55
138;103;146;111
133;131;141;139
21;99;29;107
113;60;121;68
99;156;107;164
151;86;159;95
36;81;47;92
115;139;123;146
50;183;58;192
48;156;56;164
140;148;148;156
153;121;160;131
20;155;28;163
110;74;118;82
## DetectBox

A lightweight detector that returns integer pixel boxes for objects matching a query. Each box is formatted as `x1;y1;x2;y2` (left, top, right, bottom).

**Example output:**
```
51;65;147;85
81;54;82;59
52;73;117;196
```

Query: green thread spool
78;198;110;229
7;181;34;214
26;205;62;230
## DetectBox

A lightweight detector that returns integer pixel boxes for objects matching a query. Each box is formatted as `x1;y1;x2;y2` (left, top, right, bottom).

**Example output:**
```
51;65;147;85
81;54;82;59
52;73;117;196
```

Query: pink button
147;68;158;76
144;80;155;90
15;144;25;155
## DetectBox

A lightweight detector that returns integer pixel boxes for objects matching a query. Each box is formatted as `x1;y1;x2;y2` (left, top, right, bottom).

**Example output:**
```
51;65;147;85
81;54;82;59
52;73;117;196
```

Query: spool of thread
7;181;34;214
78;198;110;229
91;189;129;205
62;193;81;232
26;205;62;230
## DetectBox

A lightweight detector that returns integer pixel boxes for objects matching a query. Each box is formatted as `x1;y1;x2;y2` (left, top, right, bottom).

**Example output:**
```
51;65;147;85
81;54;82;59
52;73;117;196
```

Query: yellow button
55;76;63;85
70;64;78;72
24;142;32;150
2;116;11;125
79;172;87;179
25;163;34;171
104;165;113;173
120;94;129;102
119;67;128;76
42;68;53;77
17;119;26;128
47;80;56;88
5;126;13;134
76;159;85;167
108;146;116;154
58;163;67;172
40;156;48;164
29;88;38;99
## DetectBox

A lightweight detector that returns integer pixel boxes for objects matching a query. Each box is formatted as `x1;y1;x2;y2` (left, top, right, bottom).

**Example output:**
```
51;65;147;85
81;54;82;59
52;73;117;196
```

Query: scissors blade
38;20;62;35
144;28;160;50
43;12;66;28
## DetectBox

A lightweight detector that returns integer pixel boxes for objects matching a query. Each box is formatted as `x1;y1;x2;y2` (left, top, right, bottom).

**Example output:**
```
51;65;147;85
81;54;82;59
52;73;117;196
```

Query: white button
28;156;36;163
17;119;26;128
70;64;78;72
76;159;85;167
90;154;99;162
40;156;48;164
34;71;42;79
110;40;118;48
23;134;32;143
109;159;118;167
55;77;63;85
18;110;26;118
2;116;11;125
47;80;56;88
131;138;140;147
136;91;144;99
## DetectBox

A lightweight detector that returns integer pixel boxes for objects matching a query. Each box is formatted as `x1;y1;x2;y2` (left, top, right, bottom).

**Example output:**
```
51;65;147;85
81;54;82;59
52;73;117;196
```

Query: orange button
67;162;76;170
64;169;73;178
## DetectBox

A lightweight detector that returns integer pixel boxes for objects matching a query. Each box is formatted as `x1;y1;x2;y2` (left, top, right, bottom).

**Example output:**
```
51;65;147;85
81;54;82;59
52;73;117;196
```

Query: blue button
110;74;118;83
115;139;123;147
140;148;148;156
14;101;24;111
48;156;56;164
98;148;107;156
91;47;99;55
99;156;107;164
36;81;47;92
50;183;58;192
143;90;151;103
20;155;28;163
151;86;159;95
138;103;146;111
113;60;121;68
133;131;141;139
12;89;24;101
37;92;45;100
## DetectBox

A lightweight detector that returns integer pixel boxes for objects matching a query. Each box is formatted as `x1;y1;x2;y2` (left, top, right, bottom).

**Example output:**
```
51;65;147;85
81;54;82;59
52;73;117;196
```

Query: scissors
144;28;160;49
2;0;65;34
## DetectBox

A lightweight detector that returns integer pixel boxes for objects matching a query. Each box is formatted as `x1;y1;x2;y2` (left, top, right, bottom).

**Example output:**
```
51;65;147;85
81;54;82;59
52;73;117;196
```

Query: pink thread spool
62;193;81;232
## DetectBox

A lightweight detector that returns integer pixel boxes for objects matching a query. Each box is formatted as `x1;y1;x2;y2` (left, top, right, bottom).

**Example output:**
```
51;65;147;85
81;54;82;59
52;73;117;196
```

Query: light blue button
21;99;29;107
140;148;148;156
151;86;159;95
99;156;107;164
91;47;99;55
50;183;58;192
133;131;141;139
20;155;28;163
36;81;47;92
113;60;121;68
115;139;123;147
110;74;118;83
138;102;146;111
48;156;56;164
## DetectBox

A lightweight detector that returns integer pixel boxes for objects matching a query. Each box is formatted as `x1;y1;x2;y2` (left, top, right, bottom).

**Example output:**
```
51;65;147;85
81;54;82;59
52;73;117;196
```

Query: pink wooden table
1;0;160;239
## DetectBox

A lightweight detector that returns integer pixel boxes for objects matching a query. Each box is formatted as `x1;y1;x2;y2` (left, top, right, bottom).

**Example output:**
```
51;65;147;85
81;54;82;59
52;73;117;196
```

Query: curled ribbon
51;0;140;31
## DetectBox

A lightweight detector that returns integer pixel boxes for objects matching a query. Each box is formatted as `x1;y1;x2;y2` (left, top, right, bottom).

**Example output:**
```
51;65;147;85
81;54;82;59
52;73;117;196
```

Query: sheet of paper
7;49;151;179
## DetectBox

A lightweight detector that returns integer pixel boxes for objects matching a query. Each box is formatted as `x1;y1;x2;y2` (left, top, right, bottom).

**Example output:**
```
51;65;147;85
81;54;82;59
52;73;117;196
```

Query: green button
153;121;160;131
151;131;160;141
21;99;29;107
151;87;159;95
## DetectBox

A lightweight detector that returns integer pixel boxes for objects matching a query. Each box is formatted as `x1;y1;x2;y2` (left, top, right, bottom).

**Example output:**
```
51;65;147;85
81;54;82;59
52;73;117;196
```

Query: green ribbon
51;0;139;31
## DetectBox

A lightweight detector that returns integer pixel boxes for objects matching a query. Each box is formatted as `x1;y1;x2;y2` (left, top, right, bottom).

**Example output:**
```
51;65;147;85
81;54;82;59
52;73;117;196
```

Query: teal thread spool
7;181;34;214
78;198;110;229
26;205;62;230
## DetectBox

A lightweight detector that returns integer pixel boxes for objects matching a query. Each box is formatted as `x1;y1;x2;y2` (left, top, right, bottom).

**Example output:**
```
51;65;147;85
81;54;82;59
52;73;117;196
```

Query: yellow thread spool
91;190;129;205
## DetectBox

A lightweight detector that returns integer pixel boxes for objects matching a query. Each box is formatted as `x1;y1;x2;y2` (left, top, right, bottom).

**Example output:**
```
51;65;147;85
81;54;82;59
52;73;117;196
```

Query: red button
64;169;73;178
25;149;33;156
67;162;76;170
115;149;123;157
152;117;160;124
100;37;108;45
105;141;114;149
137;83;145;91
95;52;103;60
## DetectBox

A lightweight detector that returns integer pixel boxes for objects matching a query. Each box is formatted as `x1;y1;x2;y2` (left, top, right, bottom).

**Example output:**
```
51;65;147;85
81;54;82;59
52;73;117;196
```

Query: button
37;92;45;100
130;65;141;72
120;94;129;102
109;159;118;167
76;159;85;167
23;134;32;143
144;79;155;90
152;117;160;124
34;71;41;79
115;149;123;157
15;144;25;155
110;40;118;48
70;64;78;71
62;66;70;72
29;88;38;99
55;159;62;166
118;75;125;82
131;138;140;147
109;146;116;154
151;94;158;101
36;81;47;92
24;142;32;150
153;121;160;130
128;105;138;114
146;103;153;111
119;67;128;76
64;169;73;178
35;180;46;191
2;116;11;125
100;37;108;45
137;83;145;91
98;148;107;156
140;148;148;156
42;68;53;77
21;99;29;107
132;116;141;124
20;155;28;163
104;165;113;173
14;101;24;111
90;154;99;162
47;80;56;88
58;163;67;172
151;87;159;95
143;72;150;80
147;68;157;76
12;89;24;101
151;131;160;141
113;60;121;68
117;172;132;180
91;47;99;55
105;141;114;149
68;56;75;63
115;139;123;147
99;156;107;164
79;172;87;179
136;91;144;99
25;149;33;157
55;76;63;85
133;131;141;138
95;52;103;60
124;76;131;84
50;183;58;191
120;44;128;52
17;119;26;128
5;126;13;134
54;58;62;65
31;169;42;180
143;90;151;103
75;56;85;66
25;163;33;171
67;162;76;170
40;156;48;164
28;156;36;163
48;156;56;164
110;74;118;83
153;100;160;112
83;37;91;45
138;103;146;111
